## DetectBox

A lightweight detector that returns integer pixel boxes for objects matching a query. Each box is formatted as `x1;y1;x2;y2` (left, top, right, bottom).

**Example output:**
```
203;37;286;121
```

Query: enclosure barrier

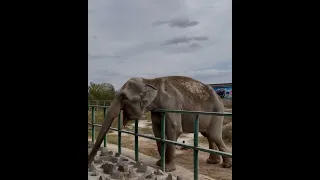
88;105;232;180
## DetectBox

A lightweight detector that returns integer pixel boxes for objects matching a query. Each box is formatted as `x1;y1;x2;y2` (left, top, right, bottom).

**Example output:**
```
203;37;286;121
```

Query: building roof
208;83;232;87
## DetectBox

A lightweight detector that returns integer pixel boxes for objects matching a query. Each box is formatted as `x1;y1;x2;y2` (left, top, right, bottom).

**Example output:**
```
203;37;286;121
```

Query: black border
3;1;88;179
3;0;313;179
232;1;315;179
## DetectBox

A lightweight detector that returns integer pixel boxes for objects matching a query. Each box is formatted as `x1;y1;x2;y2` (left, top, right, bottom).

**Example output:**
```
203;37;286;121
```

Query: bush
222;123;232;143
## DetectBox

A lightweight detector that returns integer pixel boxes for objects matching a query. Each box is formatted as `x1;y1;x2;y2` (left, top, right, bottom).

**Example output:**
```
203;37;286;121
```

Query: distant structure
208;83;232;99
208;83;232;88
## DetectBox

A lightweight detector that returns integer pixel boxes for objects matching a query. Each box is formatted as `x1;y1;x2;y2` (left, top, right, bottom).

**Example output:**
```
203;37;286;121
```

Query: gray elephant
88;76;232;171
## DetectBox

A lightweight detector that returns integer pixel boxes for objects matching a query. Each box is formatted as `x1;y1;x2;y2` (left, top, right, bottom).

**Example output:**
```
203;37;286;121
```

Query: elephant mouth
127;116;140;120
123;114;140;127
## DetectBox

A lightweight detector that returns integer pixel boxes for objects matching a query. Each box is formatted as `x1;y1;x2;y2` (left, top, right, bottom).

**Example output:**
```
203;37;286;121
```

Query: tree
88;82;116;102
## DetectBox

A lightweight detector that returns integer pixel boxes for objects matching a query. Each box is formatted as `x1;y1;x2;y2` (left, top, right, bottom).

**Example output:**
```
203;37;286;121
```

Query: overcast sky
89;0;232;89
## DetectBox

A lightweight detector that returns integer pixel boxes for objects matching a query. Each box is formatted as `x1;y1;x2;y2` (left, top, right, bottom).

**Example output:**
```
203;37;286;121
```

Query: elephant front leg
163;135;177;172
161;113;182;172
155;141;165;166
152;113;179;172
151;113;166;167
155;129;178;172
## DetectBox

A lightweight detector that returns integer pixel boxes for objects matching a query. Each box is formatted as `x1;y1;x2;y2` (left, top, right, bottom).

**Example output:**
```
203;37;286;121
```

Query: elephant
88;76;232;172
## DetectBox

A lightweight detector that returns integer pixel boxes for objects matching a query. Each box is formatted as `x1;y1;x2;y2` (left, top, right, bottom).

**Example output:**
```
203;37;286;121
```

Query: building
208;83;232;99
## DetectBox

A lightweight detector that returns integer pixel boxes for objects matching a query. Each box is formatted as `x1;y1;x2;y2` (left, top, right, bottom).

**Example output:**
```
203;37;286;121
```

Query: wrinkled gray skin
88;76;232;171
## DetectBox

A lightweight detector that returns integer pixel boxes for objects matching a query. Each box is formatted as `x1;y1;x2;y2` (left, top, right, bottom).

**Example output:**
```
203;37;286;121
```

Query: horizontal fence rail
88;105;232;180
88;100;112;106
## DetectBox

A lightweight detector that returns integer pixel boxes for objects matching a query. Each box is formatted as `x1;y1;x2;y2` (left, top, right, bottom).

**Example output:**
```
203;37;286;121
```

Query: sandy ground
104;119;232;180
91;108;232;180
129;135;231;180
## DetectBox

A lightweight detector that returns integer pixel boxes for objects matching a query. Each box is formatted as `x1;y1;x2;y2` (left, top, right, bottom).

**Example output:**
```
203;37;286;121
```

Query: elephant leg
201;132;221;164
211;136;232;168
207;115;232;168
162;113;181;172
151;113;167;167
152;113;181;172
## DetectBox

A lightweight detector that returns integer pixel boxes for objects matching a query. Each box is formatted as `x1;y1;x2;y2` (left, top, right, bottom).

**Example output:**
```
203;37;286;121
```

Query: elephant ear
140;84;157;109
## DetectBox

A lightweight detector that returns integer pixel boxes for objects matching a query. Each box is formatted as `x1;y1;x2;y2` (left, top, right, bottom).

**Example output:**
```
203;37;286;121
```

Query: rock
97;155;112;162
119;157;129;162
94;159;103;164
88;163;95;172
128;161;135;165
101;147;108;153
133;161;142;168
88;141;94;148
143;169;153;178
137;163;148;173
101;163;116;174
166;174;173;180
91;168;98;176
110;157;119;163
177;176;185;180
105;177;111;180
128;167;137;178
154;169;164;175
88;148;92;155
100;150;113;156
118;162;129;172
110;170;123;179
115;152;121;157
138;177;146;180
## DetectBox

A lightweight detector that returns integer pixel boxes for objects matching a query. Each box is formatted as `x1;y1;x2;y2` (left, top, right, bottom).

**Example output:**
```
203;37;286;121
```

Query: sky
88;0;232;89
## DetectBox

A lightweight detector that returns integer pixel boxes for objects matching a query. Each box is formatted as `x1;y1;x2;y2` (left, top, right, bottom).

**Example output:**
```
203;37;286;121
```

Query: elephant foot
164;162;176;172
155;159;177;172
156;159;161;166
206;156;221;164
222;158;232;168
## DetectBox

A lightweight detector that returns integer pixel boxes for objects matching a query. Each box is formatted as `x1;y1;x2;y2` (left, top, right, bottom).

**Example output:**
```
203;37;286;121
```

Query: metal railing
88;105;232;180
88;100;112;106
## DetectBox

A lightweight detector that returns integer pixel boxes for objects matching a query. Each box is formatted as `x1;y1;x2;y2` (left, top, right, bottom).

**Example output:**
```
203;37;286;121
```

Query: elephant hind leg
201;132;221;164
211;136;232;168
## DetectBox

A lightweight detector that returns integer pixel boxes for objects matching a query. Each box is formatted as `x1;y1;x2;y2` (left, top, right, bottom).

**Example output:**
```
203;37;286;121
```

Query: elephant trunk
88;96;121;165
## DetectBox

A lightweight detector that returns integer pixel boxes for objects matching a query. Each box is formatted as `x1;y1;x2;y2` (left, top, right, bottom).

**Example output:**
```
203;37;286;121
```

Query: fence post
91;106;95;142
160;112;166;171
193;114;199;180
103;107;107;147
135;119;139;161
118;111;122;154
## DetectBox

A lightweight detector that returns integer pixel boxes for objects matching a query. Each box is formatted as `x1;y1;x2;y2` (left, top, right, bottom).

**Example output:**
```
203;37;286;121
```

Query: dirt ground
105;133;232;180
89;107;232;180
143;139;232;180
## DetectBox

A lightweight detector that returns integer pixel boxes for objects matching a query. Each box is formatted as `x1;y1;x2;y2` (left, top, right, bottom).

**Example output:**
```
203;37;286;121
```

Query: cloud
188;43;202;49
153;17;199;28
162;35;209;46
89;0;232;89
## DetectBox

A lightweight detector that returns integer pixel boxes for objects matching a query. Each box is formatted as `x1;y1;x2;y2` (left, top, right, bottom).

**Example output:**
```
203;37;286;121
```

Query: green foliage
88;82;116;103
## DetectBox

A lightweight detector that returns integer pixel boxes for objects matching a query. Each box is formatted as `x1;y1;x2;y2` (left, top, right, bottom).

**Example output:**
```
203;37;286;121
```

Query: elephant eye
120;93;129;100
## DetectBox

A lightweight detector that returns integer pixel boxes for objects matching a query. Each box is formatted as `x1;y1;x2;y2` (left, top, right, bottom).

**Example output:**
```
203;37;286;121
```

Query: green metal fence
88;100;112;106
88;105;232;180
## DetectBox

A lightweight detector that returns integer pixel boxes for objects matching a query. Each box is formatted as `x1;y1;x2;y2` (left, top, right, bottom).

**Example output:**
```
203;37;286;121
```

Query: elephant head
88;77;158;165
